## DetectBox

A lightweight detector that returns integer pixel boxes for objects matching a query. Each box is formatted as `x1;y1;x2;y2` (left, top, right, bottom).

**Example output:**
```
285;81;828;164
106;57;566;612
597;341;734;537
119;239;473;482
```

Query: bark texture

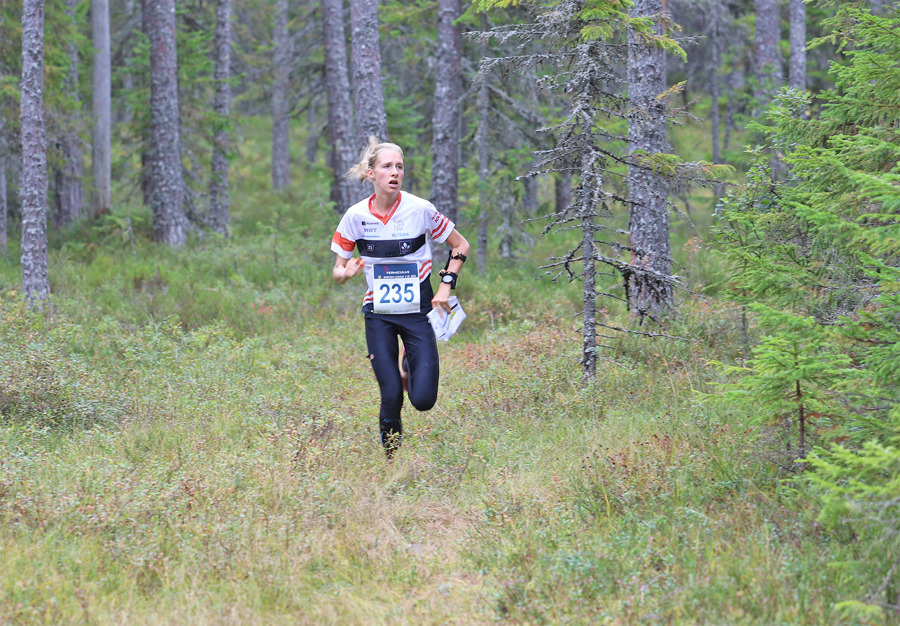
580;153;598;381
0;150;8;259
430;0;463;224
350;0;387;145
788;0;806;91
21;0;51;304
210;0;232;234
322;0;366;210
627;0;673;319
148;0;187;245
754;0;782;101
271;0;291;191
57;0;84;227
91;0;111;218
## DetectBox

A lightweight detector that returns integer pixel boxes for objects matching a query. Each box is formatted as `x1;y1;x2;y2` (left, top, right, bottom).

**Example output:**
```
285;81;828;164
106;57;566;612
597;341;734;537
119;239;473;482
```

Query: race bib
373;263;420;314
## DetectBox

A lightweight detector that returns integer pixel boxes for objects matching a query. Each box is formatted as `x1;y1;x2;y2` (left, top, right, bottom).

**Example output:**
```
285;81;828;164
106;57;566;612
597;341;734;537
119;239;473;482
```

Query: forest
1;0;899;622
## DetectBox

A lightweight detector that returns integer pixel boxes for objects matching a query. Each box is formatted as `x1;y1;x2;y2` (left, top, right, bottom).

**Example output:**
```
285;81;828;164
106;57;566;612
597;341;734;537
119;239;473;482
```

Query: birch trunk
91;0;111;218
21;0;51;304
430;0;463;224
350;0;387;144
627;0;672;319
210;0;232;234
148;0;187;245
272;0;291;191
322;0;365;210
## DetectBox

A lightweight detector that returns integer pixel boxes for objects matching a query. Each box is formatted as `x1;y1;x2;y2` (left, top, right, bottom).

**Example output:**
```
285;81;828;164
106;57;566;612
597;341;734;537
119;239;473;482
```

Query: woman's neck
370;191;399;216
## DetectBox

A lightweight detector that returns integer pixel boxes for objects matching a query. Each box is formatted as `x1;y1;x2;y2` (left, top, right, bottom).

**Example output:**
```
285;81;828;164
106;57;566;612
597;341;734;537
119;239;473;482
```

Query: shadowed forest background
0;0;899;623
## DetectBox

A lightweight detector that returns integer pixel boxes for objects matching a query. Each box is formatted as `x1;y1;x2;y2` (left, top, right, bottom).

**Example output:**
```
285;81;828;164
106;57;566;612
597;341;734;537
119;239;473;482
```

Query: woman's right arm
333;256;365;285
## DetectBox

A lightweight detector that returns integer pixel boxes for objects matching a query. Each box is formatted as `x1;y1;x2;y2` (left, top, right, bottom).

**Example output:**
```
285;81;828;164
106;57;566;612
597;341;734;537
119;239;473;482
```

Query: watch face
442;274;453;283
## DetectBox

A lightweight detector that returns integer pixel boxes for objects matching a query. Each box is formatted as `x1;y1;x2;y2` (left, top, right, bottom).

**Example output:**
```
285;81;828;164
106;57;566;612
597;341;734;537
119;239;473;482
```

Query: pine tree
91;0;111;218
21;0;50;305
209;0;232;235
271;0;292;192
350;0;388;144
147;0;188;245
475;0;718;381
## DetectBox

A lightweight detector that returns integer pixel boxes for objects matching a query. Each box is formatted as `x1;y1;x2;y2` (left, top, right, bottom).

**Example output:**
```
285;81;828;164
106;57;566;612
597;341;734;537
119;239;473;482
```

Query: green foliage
714;2;900;611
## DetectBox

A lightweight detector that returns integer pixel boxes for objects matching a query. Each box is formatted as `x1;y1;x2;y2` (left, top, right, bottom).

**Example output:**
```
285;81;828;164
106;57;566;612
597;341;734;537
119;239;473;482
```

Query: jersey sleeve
424;202;454;244
330;211;357;259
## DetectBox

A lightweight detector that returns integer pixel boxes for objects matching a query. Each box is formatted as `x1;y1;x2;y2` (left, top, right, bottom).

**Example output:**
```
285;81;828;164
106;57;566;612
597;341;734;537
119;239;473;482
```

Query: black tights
364;307;439;451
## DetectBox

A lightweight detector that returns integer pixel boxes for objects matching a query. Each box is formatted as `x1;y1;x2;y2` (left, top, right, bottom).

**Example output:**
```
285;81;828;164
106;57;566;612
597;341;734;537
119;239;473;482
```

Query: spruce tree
715;4;900;613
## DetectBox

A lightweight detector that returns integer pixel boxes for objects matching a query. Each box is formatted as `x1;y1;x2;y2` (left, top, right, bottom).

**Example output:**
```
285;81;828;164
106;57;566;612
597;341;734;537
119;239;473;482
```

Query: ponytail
346;136;404;182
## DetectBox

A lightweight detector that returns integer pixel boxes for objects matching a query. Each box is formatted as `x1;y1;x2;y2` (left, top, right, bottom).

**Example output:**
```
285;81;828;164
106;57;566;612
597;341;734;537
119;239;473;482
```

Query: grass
0;116;882;624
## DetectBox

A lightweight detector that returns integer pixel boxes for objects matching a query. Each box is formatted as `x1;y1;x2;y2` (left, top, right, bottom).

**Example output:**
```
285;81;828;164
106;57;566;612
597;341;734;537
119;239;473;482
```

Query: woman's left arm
432;229;470;313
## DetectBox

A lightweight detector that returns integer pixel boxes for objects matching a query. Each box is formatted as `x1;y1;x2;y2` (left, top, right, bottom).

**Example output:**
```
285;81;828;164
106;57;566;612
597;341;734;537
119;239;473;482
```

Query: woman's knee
408;388;437;412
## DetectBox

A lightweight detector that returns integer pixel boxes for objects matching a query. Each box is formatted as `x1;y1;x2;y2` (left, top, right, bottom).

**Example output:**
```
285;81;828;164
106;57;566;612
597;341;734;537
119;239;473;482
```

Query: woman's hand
333;256;365;284
431;282;453;316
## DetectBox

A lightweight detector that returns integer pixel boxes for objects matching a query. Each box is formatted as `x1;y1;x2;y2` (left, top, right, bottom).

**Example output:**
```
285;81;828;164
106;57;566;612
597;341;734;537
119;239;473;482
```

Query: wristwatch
439;270;458;289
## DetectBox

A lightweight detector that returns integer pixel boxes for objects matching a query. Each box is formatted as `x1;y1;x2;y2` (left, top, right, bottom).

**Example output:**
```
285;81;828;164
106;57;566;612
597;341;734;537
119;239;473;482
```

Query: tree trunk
788;0;806;91
272;0;291;192
140;0;152;207
430;0;463;224
754;0;781;102
709;16;722;165
306;100;318;164
581;153;597;383
350;0;388;144
523;173;538;216
91;0;111;218
21;0;51;305
0;151;8;259
476;14;490;275
148;0;187;245
57;0;84;227
723;41;740;153
209;0;232;235
627;0;672;320
122;0;135;125
322;0;365;210
555;166;571;214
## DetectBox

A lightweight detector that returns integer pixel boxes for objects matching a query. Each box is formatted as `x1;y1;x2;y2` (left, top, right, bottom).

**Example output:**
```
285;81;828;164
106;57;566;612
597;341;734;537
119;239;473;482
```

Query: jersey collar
368;192;402;225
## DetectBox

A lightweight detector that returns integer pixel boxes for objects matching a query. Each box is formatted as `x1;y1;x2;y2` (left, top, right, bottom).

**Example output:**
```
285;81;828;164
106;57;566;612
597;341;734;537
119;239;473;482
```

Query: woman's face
368;149;404;197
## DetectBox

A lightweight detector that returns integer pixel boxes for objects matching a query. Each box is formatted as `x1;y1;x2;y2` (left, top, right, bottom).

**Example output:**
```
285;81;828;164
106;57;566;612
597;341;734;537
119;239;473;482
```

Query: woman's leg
401;313;440;412
364;313;404;453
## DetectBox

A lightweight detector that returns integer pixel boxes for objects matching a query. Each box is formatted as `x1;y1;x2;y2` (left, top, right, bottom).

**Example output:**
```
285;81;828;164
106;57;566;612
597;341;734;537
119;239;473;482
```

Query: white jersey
331;192;455;307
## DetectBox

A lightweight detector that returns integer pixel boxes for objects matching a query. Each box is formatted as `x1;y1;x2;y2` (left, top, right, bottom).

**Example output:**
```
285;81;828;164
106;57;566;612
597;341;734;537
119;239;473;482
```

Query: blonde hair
346;136;404;183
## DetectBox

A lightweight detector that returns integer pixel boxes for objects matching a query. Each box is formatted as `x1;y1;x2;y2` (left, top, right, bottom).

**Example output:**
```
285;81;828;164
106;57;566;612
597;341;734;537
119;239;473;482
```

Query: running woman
331;140;470;459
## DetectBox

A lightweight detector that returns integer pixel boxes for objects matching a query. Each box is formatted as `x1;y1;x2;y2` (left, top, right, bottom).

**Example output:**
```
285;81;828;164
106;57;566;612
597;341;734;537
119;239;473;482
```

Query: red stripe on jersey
419;260;432;278
432;218;449;240
332;231;356;252
363;290;374;303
